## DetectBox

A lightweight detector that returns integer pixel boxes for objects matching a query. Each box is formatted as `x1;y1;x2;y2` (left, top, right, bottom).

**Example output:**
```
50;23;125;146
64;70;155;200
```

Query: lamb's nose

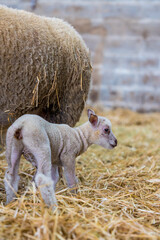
115;139;118;146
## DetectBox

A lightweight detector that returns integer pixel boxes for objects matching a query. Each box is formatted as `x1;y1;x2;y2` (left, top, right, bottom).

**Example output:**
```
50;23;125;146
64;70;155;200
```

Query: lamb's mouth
110;139;117;148
110;143;117;148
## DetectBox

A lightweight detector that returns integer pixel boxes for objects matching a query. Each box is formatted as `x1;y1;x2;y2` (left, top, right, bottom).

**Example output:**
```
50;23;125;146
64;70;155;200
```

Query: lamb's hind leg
34;148;57;210
4;141;22;204
24;141;57;210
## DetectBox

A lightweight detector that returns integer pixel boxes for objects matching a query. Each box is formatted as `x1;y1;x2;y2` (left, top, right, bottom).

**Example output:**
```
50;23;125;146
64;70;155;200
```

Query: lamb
4;109;117;210
0;5;91;135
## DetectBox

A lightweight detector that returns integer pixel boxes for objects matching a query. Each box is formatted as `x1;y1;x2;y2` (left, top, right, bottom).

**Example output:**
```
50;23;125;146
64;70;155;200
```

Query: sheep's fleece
0;5;91;129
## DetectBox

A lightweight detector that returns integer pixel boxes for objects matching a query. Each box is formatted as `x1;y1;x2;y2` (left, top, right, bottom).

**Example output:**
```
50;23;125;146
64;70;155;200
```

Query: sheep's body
4;110;117;209
0;5;91;130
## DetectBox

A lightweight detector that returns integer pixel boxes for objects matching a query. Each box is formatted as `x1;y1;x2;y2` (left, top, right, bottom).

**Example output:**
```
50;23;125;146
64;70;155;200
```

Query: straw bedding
0;108;160;240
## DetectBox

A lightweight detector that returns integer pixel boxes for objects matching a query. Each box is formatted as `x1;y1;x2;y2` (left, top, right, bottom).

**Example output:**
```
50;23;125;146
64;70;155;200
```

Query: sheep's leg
35;158;57;209
51;165;59;190
35;171;57;210
24;143;57;210
21;129;57;209
4;142;22;204
63;162;77;193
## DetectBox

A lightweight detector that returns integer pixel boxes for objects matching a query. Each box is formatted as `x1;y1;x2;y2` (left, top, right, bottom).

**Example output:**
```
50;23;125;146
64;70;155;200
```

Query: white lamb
4;110;117;210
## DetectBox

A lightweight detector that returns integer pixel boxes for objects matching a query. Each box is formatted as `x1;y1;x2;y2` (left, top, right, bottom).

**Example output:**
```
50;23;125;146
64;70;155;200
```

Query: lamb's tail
6;125;23;167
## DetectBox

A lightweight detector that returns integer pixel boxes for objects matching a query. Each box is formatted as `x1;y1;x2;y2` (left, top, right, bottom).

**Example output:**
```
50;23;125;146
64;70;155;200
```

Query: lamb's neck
75;122;93;155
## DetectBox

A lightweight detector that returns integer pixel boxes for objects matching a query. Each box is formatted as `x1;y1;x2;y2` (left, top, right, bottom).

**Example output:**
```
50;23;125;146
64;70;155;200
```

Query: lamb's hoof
75;177;79;184
5;199;12;206
50;203;58;212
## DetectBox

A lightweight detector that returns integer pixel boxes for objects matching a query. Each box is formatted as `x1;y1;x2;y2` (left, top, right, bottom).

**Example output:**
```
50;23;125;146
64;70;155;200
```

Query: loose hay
0;108;160;240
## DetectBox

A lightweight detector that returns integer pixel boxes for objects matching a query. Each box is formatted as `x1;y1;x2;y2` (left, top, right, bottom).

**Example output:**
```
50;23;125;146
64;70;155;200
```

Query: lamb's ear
87;109;98;127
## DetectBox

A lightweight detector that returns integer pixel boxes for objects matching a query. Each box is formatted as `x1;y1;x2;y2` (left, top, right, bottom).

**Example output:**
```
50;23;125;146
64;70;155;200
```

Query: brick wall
1;0;160;112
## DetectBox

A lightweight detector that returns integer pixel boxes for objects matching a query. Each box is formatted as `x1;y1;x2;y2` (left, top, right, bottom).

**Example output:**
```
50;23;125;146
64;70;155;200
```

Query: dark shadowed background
1;0;160;112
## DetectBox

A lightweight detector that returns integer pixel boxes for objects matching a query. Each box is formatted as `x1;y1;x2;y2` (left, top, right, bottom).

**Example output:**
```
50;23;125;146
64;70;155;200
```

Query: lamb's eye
104;128;110;134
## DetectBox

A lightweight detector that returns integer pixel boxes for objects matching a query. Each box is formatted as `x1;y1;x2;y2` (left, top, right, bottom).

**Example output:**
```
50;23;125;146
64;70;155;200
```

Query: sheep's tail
6;125;23;167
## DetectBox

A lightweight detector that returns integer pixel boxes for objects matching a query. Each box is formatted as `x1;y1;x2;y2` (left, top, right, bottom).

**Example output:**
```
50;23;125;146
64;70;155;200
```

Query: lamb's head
87;109;117;149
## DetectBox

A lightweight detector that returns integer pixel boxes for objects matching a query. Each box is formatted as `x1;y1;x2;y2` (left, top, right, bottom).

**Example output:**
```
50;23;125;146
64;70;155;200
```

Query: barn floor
0;107;160;240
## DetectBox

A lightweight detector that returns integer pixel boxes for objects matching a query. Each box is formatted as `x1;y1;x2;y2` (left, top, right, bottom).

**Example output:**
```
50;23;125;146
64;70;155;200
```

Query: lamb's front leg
63;160;78;193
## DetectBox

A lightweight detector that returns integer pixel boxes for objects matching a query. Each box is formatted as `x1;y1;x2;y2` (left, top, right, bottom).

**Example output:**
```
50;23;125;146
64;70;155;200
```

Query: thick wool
0;5;91;129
